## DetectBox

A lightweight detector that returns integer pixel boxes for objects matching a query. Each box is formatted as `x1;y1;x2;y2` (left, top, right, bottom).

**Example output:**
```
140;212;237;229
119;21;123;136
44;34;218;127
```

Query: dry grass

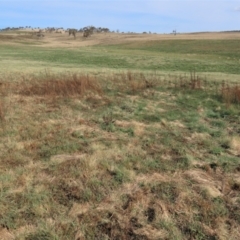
17;72;102;98
1;31;240;48
108;71;158;94
1;30;240;239
0;82;7;122
230;136;240;156
0;70;240;239
0;98;5;122
221;85;240;105
0;33;35;43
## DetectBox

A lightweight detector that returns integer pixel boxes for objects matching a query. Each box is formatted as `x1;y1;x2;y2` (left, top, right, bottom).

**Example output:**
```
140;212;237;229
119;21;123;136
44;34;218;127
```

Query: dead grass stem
221;85;240;106
18;72;102;98
0;98;5;122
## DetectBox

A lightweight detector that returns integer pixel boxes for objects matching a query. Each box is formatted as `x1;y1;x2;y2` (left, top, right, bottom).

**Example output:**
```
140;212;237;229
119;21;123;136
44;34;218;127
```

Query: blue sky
0;0;240;33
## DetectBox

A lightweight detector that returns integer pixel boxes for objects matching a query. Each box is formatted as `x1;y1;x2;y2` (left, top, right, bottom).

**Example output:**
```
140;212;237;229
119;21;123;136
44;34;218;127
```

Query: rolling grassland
0;31;240;239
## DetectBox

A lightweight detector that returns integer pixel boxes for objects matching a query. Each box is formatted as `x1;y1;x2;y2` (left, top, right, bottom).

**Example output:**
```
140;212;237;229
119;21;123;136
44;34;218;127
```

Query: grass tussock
0;82;6;122
0;97;5;122
110;71;157;94
18;72;103;97
221;85;240;105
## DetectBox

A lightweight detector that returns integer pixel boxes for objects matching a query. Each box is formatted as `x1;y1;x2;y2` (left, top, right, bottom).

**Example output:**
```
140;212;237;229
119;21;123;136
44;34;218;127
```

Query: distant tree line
0;25;111;33
1;26;240;34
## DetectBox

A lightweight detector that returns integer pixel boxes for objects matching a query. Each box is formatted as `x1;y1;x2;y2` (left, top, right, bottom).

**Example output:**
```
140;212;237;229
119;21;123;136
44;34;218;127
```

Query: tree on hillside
69;29;77;38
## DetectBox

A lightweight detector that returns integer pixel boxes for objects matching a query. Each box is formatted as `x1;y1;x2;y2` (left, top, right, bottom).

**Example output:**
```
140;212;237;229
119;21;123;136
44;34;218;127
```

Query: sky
0;0;240;33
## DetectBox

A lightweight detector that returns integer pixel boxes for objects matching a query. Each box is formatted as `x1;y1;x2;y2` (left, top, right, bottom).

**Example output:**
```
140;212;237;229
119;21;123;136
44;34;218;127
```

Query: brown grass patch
230;136;240;156
0;82;8;122
169;120;186;128
18;73;102;98
221;85;240;105
185;170;223;197
115;120;146;137
0;98;5;122
1;31;240;49
0;228;14;240
110;71;158;94
74;180;167;239
0;33;35;44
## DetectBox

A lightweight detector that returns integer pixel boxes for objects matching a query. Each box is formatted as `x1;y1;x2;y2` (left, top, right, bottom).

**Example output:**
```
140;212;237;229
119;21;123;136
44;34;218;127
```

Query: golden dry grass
1;31;240;49
221;85;240;105
18;73;102;97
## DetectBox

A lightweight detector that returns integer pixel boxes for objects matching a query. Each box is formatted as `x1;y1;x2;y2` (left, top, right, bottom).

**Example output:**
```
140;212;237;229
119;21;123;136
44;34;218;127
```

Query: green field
0;33;240;239
0;38;240;74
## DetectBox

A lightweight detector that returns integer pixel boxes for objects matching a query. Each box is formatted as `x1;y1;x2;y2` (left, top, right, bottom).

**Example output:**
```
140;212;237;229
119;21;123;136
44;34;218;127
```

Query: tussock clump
0;82;7;122
171;73;204;90
0;98;5;122
230;136;240;156
221;85;240;105
19;73;102;97
111;71;158;94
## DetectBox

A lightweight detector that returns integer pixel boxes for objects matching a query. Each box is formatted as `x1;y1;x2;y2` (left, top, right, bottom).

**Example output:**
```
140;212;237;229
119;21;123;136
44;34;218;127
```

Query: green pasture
0;39;240;74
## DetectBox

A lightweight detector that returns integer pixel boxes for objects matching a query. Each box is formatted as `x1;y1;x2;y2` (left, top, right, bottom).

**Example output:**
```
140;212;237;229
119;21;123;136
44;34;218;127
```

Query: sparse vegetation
0;31;240;239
